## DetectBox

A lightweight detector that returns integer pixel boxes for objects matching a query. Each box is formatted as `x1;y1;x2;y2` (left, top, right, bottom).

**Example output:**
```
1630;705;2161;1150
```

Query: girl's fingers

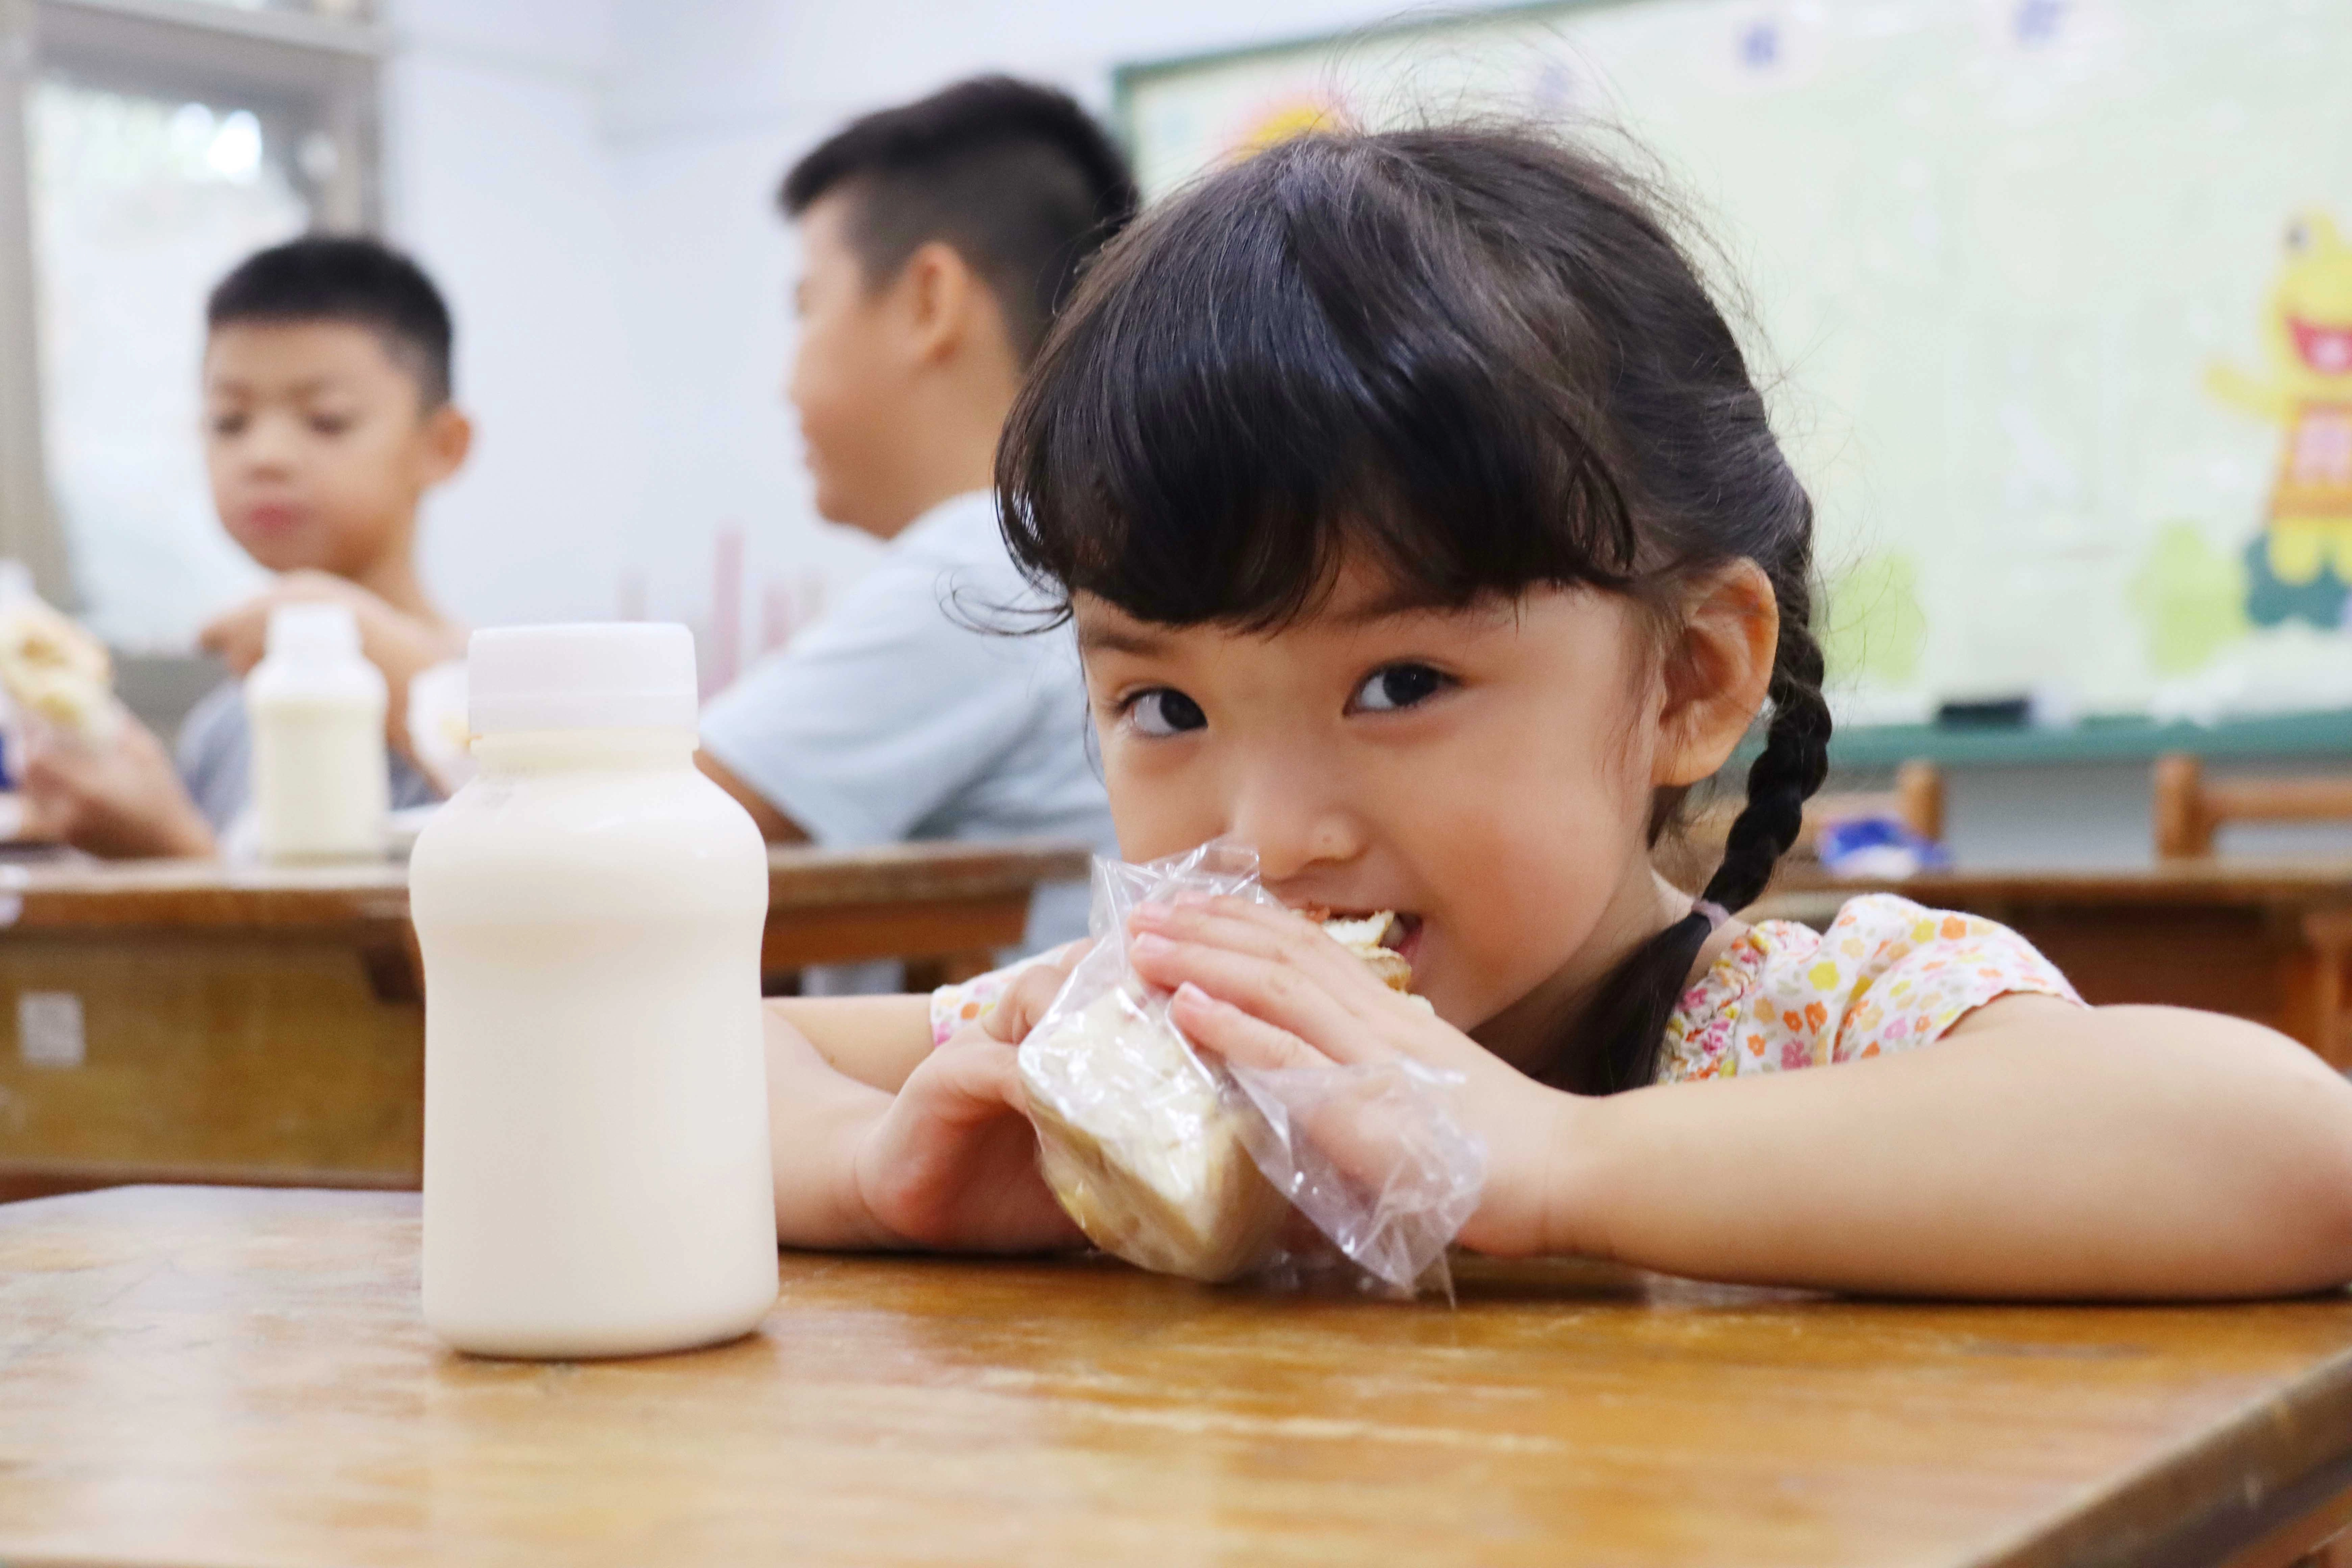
918;1033;1029;1120
1134;898;1504;1084
978;939;1096;1046
1139;895;1313;953
1134;896;1384;1002
1131;930;1392;1066
1170;983;1337;1073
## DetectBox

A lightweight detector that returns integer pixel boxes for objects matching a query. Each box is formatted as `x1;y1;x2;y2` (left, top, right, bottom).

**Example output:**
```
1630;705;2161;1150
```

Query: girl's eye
209;413;247;437
1349;662;1450;714
309;414;352;436
1126;687;1206;737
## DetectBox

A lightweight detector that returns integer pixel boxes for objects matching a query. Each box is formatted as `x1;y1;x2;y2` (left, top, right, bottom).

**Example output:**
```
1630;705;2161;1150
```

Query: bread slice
1314;910;1414;993
1017;908;1421;1282
0;599;113;740
1020;984;1288;1282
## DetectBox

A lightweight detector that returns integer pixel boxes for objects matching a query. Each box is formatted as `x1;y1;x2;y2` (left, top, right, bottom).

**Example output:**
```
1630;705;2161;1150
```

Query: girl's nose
1228;771;1367;883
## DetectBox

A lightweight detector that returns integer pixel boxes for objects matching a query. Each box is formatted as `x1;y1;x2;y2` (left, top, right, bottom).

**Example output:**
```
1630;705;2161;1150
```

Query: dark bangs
997;131;1641;629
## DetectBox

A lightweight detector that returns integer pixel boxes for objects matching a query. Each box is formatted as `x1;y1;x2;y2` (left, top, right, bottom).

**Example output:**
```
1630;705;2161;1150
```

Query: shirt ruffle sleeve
1817;895;2083;1063
928;955;1062;1048
1658;893;2083;1083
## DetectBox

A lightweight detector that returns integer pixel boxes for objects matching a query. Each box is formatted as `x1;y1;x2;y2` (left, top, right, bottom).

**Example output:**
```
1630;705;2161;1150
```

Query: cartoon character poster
2209;213;2352;631
1121;0;2352;721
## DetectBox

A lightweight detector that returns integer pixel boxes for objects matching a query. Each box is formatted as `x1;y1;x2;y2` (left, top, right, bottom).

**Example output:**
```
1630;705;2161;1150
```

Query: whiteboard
1118;0;2352;727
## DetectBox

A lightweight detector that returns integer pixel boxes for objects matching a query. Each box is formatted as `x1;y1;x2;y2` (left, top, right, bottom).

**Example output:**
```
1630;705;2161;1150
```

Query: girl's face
1075;556;1716;1067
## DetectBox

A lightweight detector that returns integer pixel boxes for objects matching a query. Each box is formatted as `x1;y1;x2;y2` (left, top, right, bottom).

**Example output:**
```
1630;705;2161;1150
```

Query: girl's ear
1652;560;1780;788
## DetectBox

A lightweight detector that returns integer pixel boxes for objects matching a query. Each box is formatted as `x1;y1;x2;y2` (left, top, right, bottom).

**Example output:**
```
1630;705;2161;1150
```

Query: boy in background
699;77;1135;961
22;236;468;856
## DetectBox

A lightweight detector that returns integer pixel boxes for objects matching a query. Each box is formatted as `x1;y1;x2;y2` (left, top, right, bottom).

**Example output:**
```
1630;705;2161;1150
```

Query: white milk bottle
247;603;389;862
411;623;777;1358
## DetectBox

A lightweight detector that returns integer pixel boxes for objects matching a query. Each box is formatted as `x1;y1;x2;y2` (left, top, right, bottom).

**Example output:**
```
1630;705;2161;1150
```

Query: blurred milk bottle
411;623;776;1358
247;603;389;862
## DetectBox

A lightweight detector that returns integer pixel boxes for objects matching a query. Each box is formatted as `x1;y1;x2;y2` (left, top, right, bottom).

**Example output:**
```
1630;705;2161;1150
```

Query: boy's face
201;320;467;578
786;193;915;534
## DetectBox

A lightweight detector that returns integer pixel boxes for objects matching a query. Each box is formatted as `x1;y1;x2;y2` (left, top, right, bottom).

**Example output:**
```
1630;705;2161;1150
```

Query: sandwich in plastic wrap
1015;842;1486;1296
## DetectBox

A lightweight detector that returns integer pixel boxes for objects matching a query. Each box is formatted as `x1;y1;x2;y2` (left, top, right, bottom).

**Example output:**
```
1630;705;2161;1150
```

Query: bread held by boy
0;598;116;743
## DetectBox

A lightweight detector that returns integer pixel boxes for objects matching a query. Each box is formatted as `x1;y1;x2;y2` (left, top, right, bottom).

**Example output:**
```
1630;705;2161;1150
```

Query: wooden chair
2152;752;2352;859
1799;759;1945;857
2154;751;2352;1068
1670;761;1944;895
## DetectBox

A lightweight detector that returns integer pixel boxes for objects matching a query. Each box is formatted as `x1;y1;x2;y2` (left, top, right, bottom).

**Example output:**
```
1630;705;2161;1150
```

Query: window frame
0;0;383;609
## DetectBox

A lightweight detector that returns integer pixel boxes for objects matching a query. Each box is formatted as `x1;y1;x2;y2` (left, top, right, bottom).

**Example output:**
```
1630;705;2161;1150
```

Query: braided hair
1577;615;1832;1092
997;125;1831;1094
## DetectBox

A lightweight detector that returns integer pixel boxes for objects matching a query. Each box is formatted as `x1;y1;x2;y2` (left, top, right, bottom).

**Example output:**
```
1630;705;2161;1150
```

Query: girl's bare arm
764;1007;902;1249
765;995;936;1091
765;960;1087;1254
1553;998;2352;1297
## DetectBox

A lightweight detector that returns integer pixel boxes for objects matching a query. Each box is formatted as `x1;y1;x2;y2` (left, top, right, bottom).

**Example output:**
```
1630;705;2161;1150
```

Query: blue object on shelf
1817;816;1950;878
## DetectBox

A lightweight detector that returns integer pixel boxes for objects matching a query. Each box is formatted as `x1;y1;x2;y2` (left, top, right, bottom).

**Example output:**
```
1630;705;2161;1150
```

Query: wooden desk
0;841;1088;1200
1758;862;2352;1069
2;1186;2350;1568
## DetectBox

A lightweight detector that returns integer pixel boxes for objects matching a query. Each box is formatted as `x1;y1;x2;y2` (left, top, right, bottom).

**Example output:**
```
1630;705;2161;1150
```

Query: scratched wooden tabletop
3;1186;2351;1568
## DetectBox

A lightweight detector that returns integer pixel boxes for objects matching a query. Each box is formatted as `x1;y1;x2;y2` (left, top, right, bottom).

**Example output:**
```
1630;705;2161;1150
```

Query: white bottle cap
266;602;363;661
467;623;698;735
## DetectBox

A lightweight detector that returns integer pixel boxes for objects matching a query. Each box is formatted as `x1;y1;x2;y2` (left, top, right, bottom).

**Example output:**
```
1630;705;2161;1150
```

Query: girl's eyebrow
1333;587;1451;626
1075;623;1168;656
1332;585;1512;629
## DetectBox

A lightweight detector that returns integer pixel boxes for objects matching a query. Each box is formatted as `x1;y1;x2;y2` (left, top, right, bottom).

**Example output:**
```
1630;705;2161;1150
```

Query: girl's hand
850;948;1091;1254
1128;896;1578;1258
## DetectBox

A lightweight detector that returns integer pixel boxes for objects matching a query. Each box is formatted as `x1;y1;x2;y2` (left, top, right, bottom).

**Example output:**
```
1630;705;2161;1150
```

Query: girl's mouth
1390;913;1425;966
1311;907;1426;964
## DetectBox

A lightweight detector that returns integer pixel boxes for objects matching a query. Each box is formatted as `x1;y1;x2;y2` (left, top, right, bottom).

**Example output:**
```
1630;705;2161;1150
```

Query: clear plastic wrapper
1015;842;1487;1298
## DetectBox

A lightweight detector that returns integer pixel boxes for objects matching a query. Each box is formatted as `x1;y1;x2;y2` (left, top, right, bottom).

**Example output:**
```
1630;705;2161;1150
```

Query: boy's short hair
781;76;1138;363
206;235;456;408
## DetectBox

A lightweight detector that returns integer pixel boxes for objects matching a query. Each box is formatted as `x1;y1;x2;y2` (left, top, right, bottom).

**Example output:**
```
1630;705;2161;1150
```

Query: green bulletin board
1117;0;2352;764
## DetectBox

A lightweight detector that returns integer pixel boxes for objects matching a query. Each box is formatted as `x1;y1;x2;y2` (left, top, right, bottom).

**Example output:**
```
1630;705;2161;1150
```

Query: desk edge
1970;1336;2352;1568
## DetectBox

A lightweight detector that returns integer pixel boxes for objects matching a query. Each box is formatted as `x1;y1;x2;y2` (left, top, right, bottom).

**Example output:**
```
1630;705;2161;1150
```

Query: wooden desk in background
1758;861;2352;1068
0;841;1089;1201
2;1186;2350;1568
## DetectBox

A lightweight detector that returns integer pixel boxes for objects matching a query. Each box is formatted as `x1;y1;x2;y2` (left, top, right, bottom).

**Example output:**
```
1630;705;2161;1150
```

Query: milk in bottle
412;623;777;1358
247;603;389;862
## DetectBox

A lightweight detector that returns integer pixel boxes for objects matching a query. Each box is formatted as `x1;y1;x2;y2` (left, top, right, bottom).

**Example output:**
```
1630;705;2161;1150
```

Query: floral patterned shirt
929;895;2083;1078
1656;894;2081;1082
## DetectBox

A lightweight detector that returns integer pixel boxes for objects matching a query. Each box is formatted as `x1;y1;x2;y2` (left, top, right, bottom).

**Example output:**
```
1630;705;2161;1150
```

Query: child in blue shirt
696;78;1135;956
22;237;466;856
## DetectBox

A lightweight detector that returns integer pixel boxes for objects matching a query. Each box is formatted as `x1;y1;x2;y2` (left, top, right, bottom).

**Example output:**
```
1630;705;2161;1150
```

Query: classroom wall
378;0;646;629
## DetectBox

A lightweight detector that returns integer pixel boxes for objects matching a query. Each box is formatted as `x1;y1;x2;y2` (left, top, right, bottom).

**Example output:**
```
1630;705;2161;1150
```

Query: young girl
763;126;2352;1298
